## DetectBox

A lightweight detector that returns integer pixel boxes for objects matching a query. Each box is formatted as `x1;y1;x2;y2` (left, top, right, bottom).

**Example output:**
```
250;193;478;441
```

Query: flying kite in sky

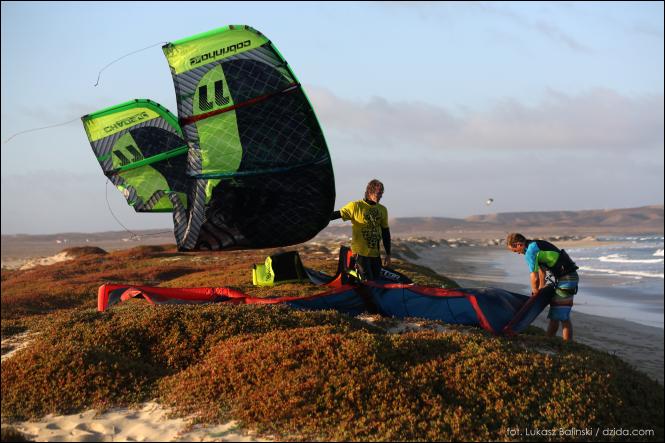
82;25;335;251
486;198;494;206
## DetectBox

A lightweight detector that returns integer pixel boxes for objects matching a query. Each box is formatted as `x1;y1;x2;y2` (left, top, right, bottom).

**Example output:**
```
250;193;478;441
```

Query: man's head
506;232;528;254
365;179;384;203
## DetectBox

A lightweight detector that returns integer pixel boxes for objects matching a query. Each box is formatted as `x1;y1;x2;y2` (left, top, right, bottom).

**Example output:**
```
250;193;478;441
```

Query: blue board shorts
548;305;572;321
548;271;578;321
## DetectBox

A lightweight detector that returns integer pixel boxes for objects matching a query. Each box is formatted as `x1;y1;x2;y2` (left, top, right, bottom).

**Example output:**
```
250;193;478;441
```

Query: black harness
551;248;579;279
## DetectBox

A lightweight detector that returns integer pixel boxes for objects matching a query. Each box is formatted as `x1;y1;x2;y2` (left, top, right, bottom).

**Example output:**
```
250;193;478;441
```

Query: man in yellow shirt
331;179;391;280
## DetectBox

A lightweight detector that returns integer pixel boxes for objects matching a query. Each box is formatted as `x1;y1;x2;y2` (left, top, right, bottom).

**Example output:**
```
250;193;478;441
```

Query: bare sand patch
2;402;272;442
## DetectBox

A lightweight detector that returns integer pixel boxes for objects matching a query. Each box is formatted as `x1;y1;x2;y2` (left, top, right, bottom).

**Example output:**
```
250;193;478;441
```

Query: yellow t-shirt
339;200;389;257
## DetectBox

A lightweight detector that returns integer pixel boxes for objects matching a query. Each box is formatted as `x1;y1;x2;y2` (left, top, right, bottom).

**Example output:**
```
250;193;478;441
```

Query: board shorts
355;255;382;281
548;271;579;321
548;305;572;321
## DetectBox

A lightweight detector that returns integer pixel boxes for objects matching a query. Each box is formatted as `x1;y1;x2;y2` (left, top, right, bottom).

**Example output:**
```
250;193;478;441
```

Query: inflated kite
82;25;335;251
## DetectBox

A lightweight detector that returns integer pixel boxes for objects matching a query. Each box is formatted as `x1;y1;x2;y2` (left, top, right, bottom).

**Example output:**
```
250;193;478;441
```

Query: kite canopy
81;100;189;213
97;246;553;336
97;282;551;336
83;25;335;251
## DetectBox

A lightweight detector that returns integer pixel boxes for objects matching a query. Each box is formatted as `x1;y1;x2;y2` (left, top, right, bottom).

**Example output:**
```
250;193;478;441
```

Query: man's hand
383;255;391;267
530;271;540;297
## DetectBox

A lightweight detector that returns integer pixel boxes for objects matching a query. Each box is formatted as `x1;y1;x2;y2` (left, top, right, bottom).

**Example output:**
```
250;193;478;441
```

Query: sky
1;1;663;235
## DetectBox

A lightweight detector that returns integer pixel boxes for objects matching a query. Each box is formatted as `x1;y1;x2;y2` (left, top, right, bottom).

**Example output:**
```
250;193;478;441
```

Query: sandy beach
410;240;664;385
2;402;272;442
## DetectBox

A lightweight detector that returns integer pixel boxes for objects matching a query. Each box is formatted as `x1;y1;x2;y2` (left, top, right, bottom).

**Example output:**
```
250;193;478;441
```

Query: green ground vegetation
1;244;663;441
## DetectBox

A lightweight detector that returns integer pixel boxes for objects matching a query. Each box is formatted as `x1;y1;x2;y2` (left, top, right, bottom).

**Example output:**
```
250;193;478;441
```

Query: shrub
158;328;664;441
1;304;376;420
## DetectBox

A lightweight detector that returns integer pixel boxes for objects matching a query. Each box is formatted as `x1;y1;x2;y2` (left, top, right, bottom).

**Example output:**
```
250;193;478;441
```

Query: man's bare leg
561;320;573;342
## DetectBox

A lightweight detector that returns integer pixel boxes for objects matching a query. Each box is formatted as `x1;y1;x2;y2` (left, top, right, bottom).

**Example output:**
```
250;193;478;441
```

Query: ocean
414;236;664;330
565;235;664;329
572;236;663;291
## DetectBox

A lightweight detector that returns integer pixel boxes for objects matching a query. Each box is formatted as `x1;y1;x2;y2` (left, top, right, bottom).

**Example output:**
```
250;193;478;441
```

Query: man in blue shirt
506;233;579;342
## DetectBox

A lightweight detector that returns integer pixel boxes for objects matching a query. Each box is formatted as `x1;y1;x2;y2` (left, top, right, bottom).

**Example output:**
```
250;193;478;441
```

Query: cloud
329;145;663;218
533;19;592;53
631;22;664;39
381;2;594;53
307;86;664;154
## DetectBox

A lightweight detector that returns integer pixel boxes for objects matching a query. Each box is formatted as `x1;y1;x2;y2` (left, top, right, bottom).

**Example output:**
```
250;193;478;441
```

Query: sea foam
598;253;664;264
578;266;664;279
